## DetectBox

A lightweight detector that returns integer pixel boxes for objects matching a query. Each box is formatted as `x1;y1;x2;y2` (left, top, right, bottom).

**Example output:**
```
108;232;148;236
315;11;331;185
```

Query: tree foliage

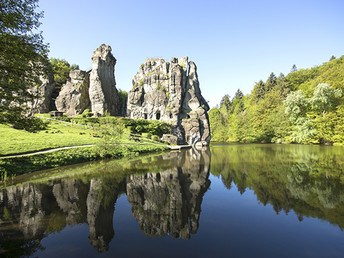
309;83;342;116
209;56;344;145
0;0;49;110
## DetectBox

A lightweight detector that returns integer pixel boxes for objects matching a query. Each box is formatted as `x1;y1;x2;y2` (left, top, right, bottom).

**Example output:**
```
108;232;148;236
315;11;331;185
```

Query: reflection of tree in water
211;144;344;228
126;148;211;239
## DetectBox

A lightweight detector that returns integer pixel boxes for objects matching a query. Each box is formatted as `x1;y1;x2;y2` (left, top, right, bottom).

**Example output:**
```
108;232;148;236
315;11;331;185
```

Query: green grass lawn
0;119;167;156
0;122;101;155
0;117;171;181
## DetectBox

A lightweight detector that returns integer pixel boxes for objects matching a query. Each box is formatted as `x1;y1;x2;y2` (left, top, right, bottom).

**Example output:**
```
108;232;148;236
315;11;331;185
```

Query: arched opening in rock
169;113;173;119
144;113;148;119
156;112;161;120
186;114;190;119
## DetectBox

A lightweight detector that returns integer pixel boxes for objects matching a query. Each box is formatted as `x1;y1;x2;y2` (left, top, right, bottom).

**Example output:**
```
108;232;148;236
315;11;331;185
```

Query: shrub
82;109;93;118
5;113;48;132
152;135;160;141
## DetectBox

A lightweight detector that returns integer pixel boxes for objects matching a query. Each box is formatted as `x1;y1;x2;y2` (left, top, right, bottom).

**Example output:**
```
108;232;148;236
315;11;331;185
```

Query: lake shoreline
0;144;170;183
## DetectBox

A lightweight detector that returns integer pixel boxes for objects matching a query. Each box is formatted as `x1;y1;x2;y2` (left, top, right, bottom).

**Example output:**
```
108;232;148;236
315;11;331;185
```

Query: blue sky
39;0;344;107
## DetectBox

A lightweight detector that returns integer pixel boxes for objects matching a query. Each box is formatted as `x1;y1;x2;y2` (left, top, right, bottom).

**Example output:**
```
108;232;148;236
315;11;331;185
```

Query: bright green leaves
284;83;342;144
309;83;342;116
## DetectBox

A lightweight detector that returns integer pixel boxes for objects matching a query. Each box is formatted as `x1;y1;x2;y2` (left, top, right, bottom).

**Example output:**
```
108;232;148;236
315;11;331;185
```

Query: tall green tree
234;89;244;100
0;0;49;112
251;80;266;103
265;72;277;91
309;83;342;117
284;90;309;121
220;94;231;110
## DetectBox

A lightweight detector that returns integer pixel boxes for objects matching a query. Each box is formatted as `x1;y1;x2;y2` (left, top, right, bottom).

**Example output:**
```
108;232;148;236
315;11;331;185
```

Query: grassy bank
0;144;168;181
0;116;172;181
0;122;100;156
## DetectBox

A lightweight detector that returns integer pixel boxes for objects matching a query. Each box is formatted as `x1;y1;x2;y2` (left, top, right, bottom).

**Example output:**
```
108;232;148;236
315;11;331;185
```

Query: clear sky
38;0;344;107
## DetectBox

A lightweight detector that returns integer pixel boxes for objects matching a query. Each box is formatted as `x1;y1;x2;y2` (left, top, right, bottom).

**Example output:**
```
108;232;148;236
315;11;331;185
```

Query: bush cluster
2;112;48;132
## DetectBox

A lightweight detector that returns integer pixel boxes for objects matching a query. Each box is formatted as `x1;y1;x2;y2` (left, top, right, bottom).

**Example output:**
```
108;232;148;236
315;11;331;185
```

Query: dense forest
209;55;344;145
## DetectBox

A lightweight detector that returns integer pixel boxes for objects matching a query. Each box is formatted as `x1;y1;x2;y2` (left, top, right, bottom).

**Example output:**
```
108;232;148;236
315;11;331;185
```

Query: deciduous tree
0;0;49;112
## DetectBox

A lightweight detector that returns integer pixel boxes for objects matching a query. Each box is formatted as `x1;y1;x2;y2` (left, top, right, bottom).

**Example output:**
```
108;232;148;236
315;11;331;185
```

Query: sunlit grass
0;122;101;155
0;120;160;156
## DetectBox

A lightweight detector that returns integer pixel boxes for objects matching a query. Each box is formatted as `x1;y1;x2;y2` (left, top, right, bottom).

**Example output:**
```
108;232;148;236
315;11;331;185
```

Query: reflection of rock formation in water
126;148;211;239
0;177;122;254
86;178;120;252
0;183;56;240
0;148;212;255
52;179;89;225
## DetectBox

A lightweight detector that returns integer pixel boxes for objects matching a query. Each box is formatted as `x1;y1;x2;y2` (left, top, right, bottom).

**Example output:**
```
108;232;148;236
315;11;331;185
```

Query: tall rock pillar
89;44;119;116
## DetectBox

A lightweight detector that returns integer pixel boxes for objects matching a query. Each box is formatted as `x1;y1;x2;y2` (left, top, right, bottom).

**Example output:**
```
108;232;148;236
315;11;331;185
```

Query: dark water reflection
1;144;344;257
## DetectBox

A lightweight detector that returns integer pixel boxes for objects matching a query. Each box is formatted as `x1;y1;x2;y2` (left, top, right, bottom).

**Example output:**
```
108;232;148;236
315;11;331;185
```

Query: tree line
209;56;344;145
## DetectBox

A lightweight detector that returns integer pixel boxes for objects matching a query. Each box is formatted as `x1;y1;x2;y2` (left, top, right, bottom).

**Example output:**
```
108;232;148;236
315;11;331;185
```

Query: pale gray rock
55;70;91;116
28;72;55;114
161;134;178;145
127;57;210;145
89;44;119;116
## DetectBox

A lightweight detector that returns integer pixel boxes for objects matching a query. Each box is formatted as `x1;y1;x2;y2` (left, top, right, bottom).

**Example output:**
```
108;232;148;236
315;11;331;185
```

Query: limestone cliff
89;44;119;116
127;57;210;145
55;70;91;116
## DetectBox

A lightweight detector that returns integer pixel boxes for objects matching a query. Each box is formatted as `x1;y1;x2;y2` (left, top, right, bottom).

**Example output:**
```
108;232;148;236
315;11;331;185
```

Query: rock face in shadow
89;44;120;116
126;148;211;239
28;72;56;114
55;70;91;116
127;57;211;145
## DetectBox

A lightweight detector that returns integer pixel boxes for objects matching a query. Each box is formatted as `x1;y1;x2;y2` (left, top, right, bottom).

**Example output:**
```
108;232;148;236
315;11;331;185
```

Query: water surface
1;144;344;257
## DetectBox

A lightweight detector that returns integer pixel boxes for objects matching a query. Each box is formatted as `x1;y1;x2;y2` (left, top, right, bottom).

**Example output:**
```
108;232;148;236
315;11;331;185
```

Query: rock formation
55;70;91;116
126;148;211;239
127;57;210;145
89;44;120;116
28;73;55;113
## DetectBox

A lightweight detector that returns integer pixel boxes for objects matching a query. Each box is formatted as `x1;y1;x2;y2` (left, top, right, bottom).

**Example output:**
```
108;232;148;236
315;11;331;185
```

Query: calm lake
1;144;344;257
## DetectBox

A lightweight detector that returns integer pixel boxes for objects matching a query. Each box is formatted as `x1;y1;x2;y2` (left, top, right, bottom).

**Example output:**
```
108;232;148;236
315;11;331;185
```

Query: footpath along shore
0;144;192;159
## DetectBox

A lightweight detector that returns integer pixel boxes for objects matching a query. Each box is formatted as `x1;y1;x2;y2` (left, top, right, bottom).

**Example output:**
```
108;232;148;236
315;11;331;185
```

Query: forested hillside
209;55;344;145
